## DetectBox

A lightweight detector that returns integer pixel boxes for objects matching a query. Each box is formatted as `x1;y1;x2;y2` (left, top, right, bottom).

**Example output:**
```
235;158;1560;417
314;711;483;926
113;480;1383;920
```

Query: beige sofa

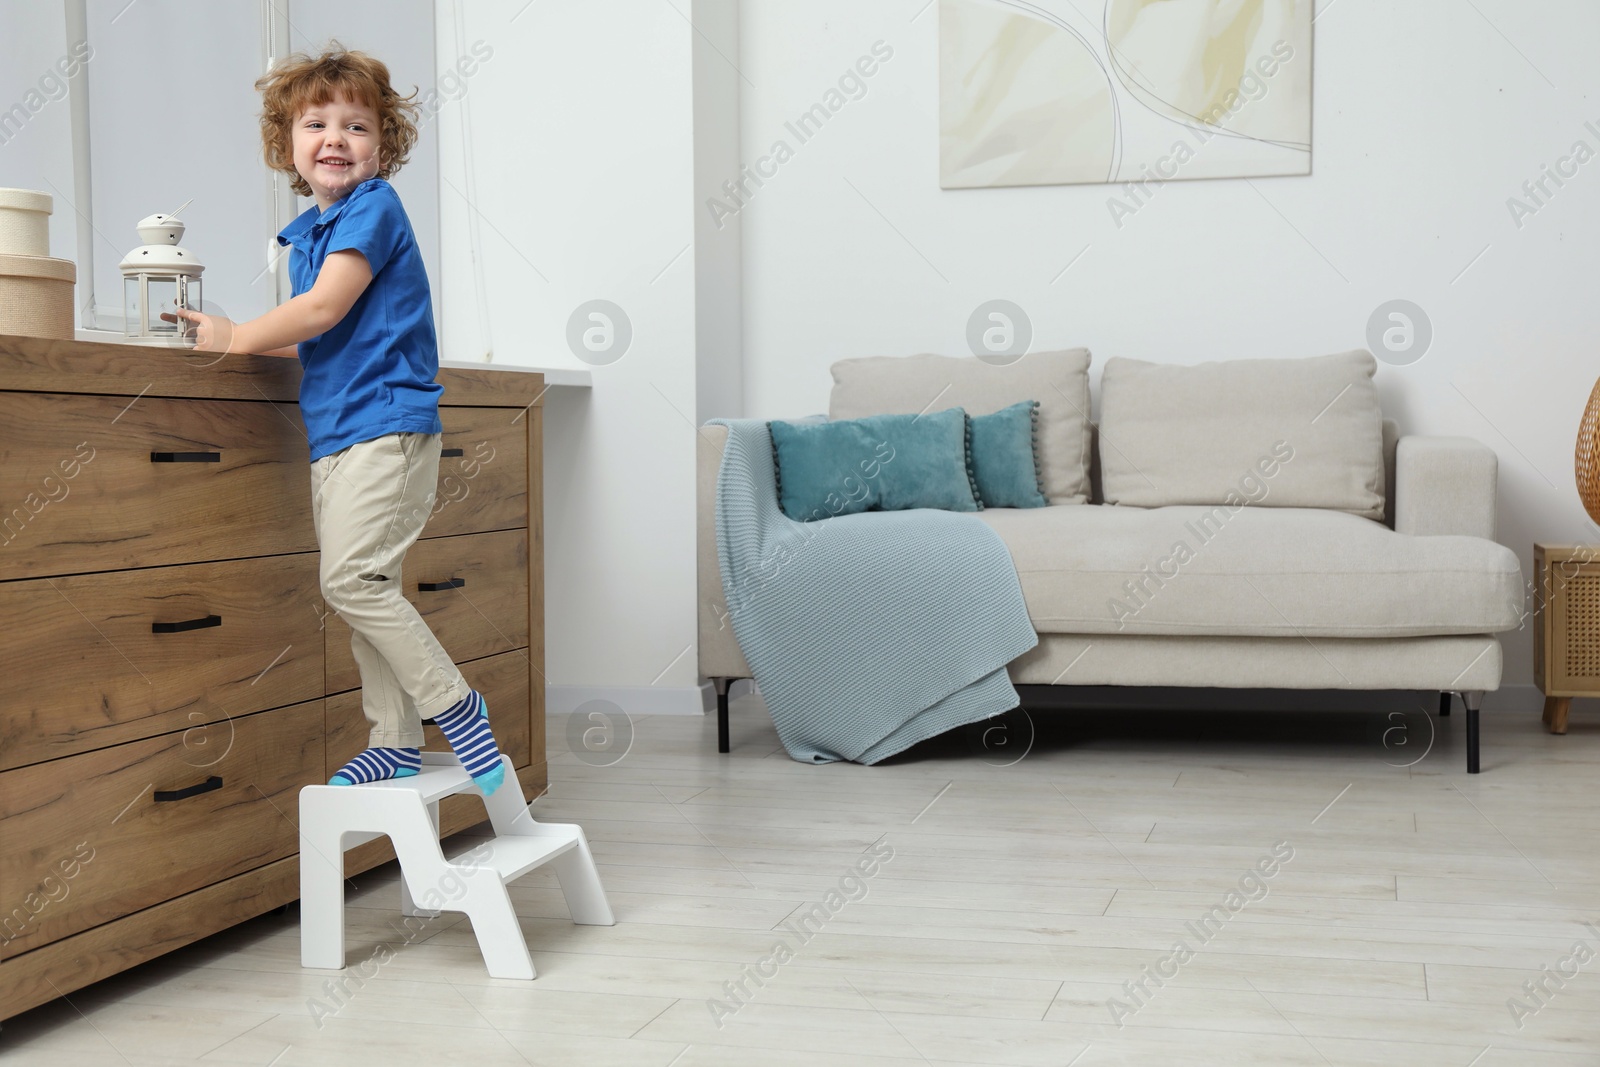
698;350;1524;772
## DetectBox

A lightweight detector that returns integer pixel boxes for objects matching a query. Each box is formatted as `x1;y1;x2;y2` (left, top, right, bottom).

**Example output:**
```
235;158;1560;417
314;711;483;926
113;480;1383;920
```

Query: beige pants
311;431;470;749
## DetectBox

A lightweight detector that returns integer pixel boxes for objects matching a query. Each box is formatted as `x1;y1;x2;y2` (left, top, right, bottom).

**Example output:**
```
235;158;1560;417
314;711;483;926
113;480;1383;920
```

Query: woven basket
0;253;75;339
1578;377;1600;524
0;188;52;257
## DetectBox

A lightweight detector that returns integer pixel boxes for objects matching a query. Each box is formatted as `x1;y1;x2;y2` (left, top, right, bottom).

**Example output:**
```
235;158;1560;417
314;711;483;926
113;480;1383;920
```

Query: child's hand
164;308;235;353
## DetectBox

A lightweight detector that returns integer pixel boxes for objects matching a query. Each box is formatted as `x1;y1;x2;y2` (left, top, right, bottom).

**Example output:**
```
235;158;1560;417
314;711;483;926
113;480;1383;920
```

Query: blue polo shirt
276;178;443;462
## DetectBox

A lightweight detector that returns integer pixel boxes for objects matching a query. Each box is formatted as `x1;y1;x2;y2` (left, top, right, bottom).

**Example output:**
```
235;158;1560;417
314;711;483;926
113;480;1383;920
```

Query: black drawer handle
418;578;465;592
154;775;223;802
440;447;465;458
152;614;222;634
151;451;221;462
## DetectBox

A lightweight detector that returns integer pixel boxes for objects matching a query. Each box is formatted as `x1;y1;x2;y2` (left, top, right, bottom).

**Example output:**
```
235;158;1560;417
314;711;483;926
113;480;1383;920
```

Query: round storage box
0;189;53;258
0;253;76;340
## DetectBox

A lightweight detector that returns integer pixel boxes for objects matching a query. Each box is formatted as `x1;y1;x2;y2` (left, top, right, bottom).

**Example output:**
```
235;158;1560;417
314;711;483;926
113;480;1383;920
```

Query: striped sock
432;690;505;796
328;746;421;786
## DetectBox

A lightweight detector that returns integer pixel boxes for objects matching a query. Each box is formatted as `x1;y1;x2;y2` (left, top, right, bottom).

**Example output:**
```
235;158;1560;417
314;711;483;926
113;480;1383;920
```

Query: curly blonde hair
255;43;420;198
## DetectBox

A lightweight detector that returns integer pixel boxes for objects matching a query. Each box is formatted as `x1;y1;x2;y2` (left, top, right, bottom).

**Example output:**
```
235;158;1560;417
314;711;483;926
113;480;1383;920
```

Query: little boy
175;46;506;795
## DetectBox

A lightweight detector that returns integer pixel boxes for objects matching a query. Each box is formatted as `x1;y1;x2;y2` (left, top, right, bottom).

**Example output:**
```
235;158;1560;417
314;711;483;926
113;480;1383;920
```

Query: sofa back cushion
1097;350;1386;520
830;349;1093;504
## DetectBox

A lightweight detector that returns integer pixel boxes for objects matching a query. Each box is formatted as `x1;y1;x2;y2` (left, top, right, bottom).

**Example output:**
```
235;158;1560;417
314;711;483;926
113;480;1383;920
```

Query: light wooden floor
4;695;1599;1065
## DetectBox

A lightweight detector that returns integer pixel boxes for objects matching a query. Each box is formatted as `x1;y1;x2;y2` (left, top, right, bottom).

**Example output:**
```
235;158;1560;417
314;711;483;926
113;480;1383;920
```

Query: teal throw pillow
967;401;1048;508
768;407;981;522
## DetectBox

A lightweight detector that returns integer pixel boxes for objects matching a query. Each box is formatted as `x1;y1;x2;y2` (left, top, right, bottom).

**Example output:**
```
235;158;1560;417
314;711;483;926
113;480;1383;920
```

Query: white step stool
298;752;613;980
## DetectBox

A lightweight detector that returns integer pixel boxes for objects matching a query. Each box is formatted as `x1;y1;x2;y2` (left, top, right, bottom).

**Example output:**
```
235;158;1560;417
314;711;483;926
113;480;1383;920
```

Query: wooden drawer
327;646;531;776
0;554;324;771
0;699;322;959
425;405;528;538
0;393;314;580
324;528;530;694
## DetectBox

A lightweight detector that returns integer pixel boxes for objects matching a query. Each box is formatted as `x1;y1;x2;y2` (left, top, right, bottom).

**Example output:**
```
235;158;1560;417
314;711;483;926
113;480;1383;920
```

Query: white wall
436;0;703;709
735;0;1600;697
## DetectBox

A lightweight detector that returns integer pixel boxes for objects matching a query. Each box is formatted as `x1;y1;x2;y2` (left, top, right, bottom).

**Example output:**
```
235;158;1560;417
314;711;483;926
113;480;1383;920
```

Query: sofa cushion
830;349;1093;504
975;503;1522;637
769;408;979;521
968;401;1048;508
1098;350;1386;520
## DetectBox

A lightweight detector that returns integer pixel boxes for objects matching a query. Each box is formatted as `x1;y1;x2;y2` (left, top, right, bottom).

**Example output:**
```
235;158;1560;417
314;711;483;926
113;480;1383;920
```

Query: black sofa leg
1461;690;1483;773
714;677;731;754
1438;691;1451;717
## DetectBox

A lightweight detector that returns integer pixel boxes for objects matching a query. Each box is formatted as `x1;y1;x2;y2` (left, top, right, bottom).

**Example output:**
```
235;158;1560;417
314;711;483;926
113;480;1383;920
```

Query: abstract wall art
939;0;1312;190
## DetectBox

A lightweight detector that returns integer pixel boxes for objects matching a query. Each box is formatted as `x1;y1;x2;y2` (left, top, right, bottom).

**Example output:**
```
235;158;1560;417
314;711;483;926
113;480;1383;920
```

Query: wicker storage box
0;253;75;339
0;188;53;257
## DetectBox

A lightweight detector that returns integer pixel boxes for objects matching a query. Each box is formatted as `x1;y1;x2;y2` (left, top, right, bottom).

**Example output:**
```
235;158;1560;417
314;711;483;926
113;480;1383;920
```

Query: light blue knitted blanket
710;418;1038;764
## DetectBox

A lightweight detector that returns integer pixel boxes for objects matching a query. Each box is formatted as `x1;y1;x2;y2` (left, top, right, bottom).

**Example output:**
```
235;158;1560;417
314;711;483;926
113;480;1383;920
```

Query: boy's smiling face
292;91;381;210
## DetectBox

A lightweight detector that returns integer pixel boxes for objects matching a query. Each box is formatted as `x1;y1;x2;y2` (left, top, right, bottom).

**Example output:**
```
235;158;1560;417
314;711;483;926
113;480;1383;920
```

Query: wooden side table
1532;543;1600;733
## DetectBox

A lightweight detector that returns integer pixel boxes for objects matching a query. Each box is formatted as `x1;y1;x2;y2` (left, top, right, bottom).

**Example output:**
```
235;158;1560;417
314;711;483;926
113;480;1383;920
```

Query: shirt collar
276;178;384;246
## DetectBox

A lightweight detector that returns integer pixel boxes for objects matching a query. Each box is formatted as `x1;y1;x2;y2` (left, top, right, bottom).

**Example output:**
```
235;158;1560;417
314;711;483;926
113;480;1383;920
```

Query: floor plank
4;698;1596;1065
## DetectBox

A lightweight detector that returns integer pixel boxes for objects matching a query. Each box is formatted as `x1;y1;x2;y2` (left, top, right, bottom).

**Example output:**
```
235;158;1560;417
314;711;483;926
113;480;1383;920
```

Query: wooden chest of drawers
0;334;546;1020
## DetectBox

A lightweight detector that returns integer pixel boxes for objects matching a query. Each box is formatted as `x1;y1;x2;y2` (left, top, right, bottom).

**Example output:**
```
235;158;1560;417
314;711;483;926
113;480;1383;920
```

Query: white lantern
119;213;204;345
